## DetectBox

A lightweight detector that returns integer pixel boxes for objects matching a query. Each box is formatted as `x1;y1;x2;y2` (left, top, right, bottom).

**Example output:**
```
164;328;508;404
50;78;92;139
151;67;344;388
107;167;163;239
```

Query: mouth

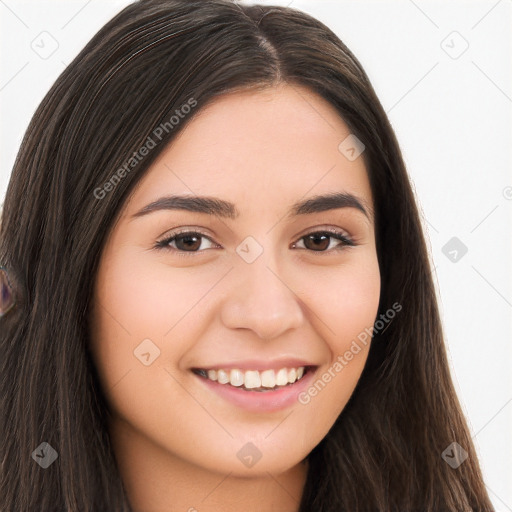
191;365;316;392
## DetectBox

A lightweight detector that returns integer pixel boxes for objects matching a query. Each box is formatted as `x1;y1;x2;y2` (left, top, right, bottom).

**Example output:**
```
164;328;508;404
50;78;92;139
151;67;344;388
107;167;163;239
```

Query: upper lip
191;358;318;372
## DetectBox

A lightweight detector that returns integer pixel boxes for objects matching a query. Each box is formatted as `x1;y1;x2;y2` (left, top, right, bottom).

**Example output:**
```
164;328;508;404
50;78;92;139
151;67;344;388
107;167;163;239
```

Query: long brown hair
0;1;494;510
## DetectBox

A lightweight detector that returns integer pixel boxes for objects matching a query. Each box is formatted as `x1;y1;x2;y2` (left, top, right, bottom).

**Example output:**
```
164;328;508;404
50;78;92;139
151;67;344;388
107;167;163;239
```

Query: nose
220;257;305;340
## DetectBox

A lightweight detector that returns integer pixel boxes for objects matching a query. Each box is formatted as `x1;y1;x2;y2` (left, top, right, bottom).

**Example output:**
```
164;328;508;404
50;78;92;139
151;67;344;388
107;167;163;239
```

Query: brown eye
155;228;355;257
155;231;218;255
303;233;331;251
172;233;202;251
293;230;354;253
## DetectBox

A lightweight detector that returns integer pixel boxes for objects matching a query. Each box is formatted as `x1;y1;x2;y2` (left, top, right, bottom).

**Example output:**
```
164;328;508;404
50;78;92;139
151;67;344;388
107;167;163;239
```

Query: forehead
125;84;373;219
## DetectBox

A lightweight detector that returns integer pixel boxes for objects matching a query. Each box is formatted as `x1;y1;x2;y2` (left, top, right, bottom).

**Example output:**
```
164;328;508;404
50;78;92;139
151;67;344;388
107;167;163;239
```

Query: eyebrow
131;192;372;222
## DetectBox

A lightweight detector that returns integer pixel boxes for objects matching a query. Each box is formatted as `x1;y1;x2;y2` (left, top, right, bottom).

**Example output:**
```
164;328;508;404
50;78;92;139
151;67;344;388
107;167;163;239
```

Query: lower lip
193;368;317;413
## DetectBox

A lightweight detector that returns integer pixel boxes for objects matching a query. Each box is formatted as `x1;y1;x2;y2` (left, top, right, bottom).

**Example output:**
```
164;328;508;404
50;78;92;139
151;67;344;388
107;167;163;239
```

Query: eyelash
154;228;356;257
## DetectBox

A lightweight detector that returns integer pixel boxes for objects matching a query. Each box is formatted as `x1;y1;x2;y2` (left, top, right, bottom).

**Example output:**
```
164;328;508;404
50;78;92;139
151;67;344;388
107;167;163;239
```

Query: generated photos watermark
93;97;198;200
298;301;402;405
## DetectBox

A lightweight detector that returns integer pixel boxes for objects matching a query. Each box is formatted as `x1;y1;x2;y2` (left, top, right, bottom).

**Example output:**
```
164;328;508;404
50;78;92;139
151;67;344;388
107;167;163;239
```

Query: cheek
331;262;381;349
300;250;381;353
89;246;230;398
294;252;380;407
93;247;227;342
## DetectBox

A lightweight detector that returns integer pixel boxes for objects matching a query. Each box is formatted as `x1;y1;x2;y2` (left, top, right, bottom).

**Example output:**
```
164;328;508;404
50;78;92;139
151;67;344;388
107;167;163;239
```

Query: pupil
306;234;329;251
178;235;200;251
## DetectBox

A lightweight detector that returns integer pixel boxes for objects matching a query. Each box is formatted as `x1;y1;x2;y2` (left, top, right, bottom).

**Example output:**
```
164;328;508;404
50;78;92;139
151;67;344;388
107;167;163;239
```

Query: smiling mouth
191;366;316;392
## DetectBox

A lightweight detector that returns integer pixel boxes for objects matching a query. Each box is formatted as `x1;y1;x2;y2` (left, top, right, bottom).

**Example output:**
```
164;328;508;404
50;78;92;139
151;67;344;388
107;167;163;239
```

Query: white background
1;0;511;509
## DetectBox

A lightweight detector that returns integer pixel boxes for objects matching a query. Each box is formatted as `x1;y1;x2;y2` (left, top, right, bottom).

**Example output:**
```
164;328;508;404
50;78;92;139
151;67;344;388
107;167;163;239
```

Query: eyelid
294;224;352;240
156;225;216;241
156;224;354;242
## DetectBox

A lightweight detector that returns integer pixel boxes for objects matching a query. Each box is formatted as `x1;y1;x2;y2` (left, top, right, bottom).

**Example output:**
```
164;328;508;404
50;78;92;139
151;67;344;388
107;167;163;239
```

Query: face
90;84;380;478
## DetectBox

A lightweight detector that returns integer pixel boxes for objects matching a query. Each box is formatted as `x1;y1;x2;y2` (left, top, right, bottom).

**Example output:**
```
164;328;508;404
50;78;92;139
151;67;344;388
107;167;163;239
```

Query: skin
89;83;381;512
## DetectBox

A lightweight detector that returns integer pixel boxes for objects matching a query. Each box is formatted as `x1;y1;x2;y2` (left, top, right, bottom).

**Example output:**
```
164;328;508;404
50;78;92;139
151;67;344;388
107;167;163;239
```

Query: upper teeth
204;367;305;388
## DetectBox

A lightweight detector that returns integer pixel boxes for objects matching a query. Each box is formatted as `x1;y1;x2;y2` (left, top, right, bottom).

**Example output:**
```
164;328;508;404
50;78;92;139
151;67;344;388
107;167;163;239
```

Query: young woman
0;0;494;510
